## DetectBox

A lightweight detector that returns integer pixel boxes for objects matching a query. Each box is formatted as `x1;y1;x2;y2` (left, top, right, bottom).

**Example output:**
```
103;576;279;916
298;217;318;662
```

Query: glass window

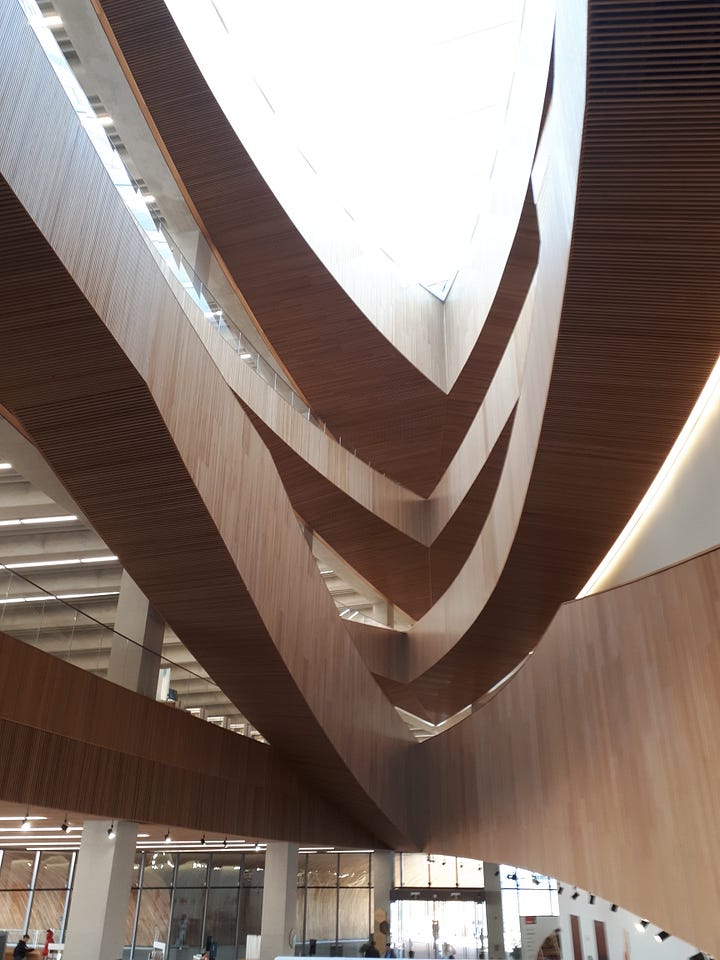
304;887;337;942
339;854;369;887
206;887;239;957
135;887;171;948
176;853;209;887
398;854;427;888
238;885;263;949
0;890;30;930
297;853;308;888
142;852;175;887
0;851;35;889
296;887;306;941
338;888;370;941
242;852;264;887
29;889;67;932
428;857;457;888
210;852;244;888
306;853;337;887
35;851;72;889
170;887;205;952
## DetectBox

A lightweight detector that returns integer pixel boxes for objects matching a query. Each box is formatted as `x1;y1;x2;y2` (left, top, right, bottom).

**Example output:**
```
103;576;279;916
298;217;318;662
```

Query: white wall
557;886;702;960
587;364;720;593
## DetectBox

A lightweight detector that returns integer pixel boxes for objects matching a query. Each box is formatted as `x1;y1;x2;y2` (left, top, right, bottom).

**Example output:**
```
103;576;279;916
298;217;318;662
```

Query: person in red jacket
41;931;54;958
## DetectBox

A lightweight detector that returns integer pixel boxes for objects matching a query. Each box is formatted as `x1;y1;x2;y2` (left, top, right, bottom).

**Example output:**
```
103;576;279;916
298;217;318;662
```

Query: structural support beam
63;819;137;960
260;842;299;960
107;570;164;697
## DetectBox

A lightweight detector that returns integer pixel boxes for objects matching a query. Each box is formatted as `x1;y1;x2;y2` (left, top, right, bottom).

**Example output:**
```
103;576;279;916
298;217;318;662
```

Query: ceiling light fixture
588;894;595;905
43;14;63;27
0;462;12;470
654;932;670;943
60;818;69;833
98;116;114;128
223;838;228;848
610;904;618;913
571;890;580;900
164;830;172;843
557;885;564;895
200;834;206;845
634;920;649;933
107;823;116;840
20;814;32;832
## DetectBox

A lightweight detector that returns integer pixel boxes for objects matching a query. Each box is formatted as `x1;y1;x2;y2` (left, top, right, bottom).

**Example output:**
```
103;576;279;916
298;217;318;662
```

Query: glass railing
18;0;392;459
0;563;264;741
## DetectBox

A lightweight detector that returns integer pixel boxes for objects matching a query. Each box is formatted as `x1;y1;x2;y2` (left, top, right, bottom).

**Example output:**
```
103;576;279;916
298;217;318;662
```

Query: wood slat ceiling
89;0;540;496
362;0;720;720
0;166;411;849
244;403;516;620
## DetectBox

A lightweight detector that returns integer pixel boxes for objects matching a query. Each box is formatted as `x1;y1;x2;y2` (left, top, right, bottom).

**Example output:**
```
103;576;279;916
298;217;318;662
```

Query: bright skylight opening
172;0;525;295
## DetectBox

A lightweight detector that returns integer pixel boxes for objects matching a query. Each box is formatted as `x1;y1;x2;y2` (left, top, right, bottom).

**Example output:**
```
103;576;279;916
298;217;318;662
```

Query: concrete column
372;850;394;954
64;819;137;960
484;864;505;960
260;841;299;960
107;570;164;697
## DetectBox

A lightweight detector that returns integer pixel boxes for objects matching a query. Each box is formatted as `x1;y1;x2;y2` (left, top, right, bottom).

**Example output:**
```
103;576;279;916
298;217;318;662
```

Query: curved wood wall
86;0;550;496
417;545;720;956
0;0;415;850
0;631;375;847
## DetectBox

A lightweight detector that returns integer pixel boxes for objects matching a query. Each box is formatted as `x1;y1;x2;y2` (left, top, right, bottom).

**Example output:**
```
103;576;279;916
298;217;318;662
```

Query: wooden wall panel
0;0;414;850
87;0;549;496
417;546;720;956
0;631;375;846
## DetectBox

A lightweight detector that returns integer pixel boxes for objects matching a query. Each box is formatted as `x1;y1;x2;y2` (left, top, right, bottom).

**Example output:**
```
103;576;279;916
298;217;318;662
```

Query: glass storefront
124;850;266;960
296;851;373;954
0;849;74;943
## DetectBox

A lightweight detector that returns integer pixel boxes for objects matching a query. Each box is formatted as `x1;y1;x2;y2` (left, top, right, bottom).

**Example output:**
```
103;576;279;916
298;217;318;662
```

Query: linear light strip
578;352;720;598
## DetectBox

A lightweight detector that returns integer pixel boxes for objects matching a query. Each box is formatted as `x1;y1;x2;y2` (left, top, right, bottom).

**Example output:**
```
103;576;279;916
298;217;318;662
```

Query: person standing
42;931;54;958
14;935;35;959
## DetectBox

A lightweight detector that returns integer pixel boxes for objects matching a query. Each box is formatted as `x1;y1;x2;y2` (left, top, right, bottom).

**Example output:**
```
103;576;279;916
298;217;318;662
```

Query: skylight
168;0;525;295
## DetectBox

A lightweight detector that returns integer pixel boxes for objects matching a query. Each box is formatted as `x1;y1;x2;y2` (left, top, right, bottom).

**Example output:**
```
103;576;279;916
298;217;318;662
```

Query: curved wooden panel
418;546;720;956
86;0;548;496
0;0;414;850
331;0;720;720
243;407;515;620
0;631;375;846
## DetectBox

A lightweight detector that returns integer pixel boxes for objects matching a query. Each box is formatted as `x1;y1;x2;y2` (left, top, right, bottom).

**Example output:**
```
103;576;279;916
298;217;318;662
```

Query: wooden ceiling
243;403;516;620
88;0;541;496
349;0;720;720
0;134;413;848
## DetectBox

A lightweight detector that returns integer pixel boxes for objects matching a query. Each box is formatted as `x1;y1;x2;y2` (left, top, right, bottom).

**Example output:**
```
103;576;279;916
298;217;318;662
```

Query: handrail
18;0;389;462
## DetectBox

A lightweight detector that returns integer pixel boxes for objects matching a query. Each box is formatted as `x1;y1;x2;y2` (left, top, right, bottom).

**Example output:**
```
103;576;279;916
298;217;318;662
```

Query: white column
484;864;505;960
63;819;137;960
372;850;394;954
260;841;299;960
107;570;164;697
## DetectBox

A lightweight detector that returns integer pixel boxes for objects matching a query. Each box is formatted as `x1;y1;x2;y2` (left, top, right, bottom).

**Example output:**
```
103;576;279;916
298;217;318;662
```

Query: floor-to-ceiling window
0;849;75;946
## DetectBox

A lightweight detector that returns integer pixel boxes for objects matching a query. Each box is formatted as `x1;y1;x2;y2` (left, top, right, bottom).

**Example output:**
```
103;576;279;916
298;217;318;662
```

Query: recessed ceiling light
43;14;63;27
98;116;114;128
0;462;12;470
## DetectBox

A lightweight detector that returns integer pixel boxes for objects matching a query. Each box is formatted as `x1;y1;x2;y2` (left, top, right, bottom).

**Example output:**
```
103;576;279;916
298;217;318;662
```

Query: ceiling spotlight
654;932;670;943
507;872;518;882
635;920;649;933
164;830;172;843
494;869;500;877
223;837;228;848
557;885;564;895
107;823;116;840
254;842;260;850
60;818;69;833
20;814;32;832
571;890;580;900
200;834;206;846
589;894;596;905
532;875;541;886
610;904;618;913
